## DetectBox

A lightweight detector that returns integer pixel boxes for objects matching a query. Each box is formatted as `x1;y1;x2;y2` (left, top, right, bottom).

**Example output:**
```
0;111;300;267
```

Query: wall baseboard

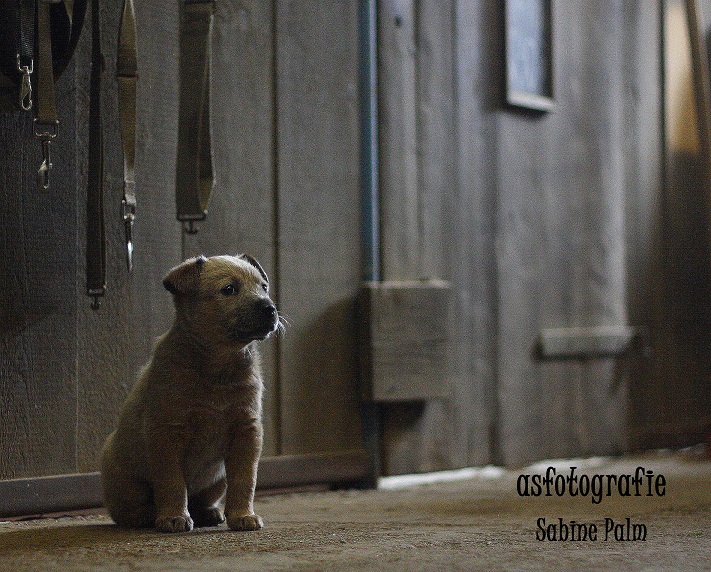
0;449;370;518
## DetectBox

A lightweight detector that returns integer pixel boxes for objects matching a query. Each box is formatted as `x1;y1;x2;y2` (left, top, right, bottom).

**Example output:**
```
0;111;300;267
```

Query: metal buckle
87;288;105;310
178;213;206;235
33;119;59;139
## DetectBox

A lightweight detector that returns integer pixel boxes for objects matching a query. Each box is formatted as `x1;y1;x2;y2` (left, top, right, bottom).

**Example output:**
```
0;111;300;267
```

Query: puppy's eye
261;283;268;293
220;284;238;296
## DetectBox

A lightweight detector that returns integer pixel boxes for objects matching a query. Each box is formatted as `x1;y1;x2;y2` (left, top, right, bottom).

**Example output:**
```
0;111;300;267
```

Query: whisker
276;314;290;337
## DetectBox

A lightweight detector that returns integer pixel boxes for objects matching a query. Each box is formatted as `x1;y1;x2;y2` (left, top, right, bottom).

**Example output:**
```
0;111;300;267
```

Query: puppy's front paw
227;513;263;531
155;514;194;533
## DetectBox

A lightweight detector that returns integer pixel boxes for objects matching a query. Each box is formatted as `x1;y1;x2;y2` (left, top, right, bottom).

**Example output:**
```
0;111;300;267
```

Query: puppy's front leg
147;431;193;533
225;421;263;531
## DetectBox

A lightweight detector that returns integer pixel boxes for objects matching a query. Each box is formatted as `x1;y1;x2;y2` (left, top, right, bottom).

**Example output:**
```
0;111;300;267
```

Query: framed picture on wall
505;0;555;112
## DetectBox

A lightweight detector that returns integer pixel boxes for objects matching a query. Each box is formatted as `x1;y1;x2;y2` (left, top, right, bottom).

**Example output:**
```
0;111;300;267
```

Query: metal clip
34;120;58;190
37;139;52;190
16;55;33;111
122;194;136;272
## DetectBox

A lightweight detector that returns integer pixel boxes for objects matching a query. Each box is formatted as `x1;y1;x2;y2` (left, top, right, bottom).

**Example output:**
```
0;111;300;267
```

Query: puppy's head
163;254;279;345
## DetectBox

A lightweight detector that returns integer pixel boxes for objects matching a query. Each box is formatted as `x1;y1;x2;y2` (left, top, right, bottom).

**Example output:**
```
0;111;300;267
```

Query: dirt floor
1;449;710;571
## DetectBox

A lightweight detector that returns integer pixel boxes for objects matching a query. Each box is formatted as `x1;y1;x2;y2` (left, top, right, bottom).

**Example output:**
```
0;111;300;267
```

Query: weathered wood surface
626;0;711;448
379;0;422;280
275;1;364;455
359;281;452;402
447;0;502;470
378;0;664;472
1;0;369;482
378;0;466;475
0;70;79;478
496;0;630;465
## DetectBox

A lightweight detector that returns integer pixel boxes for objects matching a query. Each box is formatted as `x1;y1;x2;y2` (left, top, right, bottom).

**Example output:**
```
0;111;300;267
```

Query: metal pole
359;0;382;486
360;0;381;283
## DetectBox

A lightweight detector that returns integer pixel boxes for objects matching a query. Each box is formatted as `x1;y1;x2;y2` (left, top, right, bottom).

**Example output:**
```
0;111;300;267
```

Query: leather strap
16;0;35;110
176;0;215;234
86;0;105;309
34;0;59;190
117;0;137;272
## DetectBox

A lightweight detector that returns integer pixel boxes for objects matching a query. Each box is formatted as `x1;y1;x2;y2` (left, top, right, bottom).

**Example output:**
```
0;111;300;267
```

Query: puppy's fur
101;254;279;533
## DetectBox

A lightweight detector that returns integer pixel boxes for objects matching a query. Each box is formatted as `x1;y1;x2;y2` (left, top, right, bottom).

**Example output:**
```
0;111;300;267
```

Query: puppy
100;254;279;533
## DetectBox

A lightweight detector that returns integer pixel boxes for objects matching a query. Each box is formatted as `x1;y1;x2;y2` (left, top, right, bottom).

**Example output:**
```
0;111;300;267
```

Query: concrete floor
1;449;710;571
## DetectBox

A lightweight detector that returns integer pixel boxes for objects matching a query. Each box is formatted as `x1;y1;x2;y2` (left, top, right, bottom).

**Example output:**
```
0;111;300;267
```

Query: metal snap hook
16;56;33;111
122;196;136;272
36;139;52;190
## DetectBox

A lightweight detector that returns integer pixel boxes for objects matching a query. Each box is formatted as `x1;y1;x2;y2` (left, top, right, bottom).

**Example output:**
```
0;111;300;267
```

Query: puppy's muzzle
231;299;279;342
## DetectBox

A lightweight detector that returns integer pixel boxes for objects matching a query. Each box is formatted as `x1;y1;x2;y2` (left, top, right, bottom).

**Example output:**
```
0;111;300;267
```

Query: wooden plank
0;64;79;478
379;0;466;474
378;0;422;280
416;0;455;281
535;326;636;360
494;0;635;466
257;450;370;490
448;0;501;470
359;281;452;402
275;1;364;455
623;1;663;449
408;0;468;473
571;3;628;457
0;474;104;518
182;0;279;456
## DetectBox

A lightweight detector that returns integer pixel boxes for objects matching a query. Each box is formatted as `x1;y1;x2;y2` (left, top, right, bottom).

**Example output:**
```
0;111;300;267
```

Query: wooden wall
1;0;708;485
376;0;680;473
0;0;364;481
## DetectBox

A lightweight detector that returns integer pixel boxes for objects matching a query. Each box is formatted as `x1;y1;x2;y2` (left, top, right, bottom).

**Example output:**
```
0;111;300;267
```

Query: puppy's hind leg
188;478;227;527
102;469;155;528
101;436;155;528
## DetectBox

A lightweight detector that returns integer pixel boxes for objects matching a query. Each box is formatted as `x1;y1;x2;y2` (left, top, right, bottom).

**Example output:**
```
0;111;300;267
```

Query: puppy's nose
257;299;277;319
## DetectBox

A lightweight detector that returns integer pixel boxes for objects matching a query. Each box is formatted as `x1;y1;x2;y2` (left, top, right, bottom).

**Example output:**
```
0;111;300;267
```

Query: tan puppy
100;254;279;533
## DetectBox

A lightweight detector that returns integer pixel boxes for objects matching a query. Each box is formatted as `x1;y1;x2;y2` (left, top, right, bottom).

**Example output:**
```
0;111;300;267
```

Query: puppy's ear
240;254;269;284
163;255;208;295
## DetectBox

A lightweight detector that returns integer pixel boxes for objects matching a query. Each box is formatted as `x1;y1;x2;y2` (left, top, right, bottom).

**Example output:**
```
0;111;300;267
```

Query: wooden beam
0;451;371;518
0;473;103;519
